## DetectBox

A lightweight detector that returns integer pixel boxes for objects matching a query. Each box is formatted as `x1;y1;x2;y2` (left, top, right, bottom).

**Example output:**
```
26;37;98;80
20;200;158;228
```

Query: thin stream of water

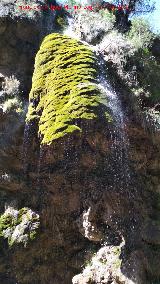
96;57;132;193
63;16;135;200
63;18;137;234
95;56;138;234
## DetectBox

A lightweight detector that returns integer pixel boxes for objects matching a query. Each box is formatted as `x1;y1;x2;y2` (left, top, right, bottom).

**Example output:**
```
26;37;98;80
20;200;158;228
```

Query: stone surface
0;9;160;284
0;0;56;94
72;242;136;284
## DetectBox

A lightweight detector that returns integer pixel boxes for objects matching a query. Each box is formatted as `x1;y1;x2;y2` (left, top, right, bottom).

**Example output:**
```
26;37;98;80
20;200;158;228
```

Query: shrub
73;10;115;44
2;97;22;113
135;51;160;104
0;75;23;113
2;75;20;97
127;17;155;50
99;30;135;69
0;207;40;247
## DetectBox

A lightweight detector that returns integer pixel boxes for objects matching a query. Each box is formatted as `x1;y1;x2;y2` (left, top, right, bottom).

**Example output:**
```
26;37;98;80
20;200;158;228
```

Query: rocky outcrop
0;33;113;283
26;33;111;143
0;20;160;284
0;0;60;199
72;242;136;284
8;33;157;284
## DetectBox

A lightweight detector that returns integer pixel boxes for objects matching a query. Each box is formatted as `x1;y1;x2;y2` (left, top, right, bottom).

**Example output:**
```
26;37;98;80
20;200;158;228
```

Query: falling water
63;18;137;241
63;16;133;195
97;57;132;193
94;56;138;240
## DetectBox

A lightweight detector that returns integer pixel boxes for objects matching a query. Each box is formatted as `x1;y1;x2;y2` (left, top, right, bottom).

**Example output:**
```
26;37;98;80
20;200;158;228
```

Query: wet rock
0;16;160;284
142;221;160;245
72;241;136;284
77;207;104;242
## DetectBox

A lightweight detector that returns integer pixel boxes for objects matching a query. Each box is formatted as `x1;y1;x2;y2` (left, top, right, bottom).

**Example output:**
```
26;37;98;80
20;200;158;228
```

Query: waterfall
64;18;133;193
96;56;139;239
97;57;132;194
63;18;137;238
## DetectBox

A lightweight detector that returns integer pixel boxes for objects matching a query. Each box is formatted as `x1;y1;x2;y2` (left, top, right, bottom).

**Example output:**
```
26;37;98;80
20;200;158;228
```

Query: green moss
0;214;13;236
114;258;122;269
30;231;37;241
113;246;122;269
17;208;28;224
0;207;40;247
113;247;121;256
26;33;111;145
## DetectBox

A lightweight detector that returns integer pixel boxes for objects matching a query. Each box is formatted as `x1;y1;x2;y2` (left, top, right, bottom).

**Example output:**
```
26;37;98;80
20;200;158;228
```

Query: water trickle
96;56;132;193
95;54;139;237
63;16;138;237
63;17;135;204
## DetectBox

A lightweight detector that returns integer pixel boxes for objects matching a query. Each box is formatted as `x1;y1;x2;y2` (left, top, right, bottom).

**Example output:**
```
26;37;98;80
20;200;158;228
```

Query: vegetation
55;14;68;30
26;33;111;144
71;7;160;124
0;207;40;247
74;9;116;44
125;18;160;122
0;75;23;114
120;0;155;14
128;18;154;49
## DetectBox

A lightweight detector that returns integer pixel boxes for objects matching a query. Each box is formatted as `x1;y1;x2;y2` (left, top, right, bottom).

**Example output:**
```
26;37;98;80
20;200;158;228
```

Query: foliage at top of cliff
72;10;160;125
26;33;110;144
0;0;55;21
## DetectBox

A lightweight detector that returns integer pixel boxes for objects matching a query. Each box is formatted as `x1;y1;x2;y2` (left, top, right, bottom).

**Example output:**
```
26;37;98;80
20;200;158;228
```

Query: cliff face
0;1;56;193
0;0;57;223
0;0;56;93
0;7;160;284
0;32;114;283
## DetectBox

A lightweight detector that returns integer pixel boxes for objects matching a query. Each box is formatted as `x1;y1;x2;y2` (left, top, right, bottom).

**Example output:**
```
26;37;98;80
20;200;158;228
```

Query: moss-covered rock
72;243;124;284
0;207;40;247
26;33;110;145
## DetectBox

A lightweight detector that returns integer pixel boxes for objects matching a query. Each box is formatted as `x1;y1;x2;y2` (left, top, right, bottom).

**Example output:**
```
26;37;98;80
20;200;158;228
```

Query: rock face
0;0;56;94
0;25;160;284
72;242;135;284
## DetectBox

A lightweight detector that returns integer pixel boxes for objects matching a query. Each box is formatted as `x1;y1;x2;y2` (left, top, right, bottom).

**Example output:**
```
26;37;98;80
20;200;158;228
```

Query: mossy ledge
26;33;111;145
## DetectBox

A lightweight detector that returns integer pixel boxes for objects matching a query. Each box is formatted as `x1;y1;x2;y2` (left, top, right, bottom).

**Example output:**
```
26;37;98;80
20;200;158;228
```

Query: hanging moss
26;33;111;145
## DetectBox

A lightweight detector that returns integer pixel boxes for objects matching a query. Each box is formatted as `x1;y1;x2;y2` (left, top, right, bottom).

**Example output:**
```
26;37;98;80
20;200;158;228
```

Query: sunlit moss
26;33;111;144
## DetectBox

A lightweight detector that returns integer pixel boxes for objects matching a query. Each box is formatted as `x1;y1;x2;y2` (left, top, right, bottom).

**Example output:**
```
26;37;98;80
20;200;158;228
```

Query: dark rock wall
0;5;160;284
0;0;56;94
